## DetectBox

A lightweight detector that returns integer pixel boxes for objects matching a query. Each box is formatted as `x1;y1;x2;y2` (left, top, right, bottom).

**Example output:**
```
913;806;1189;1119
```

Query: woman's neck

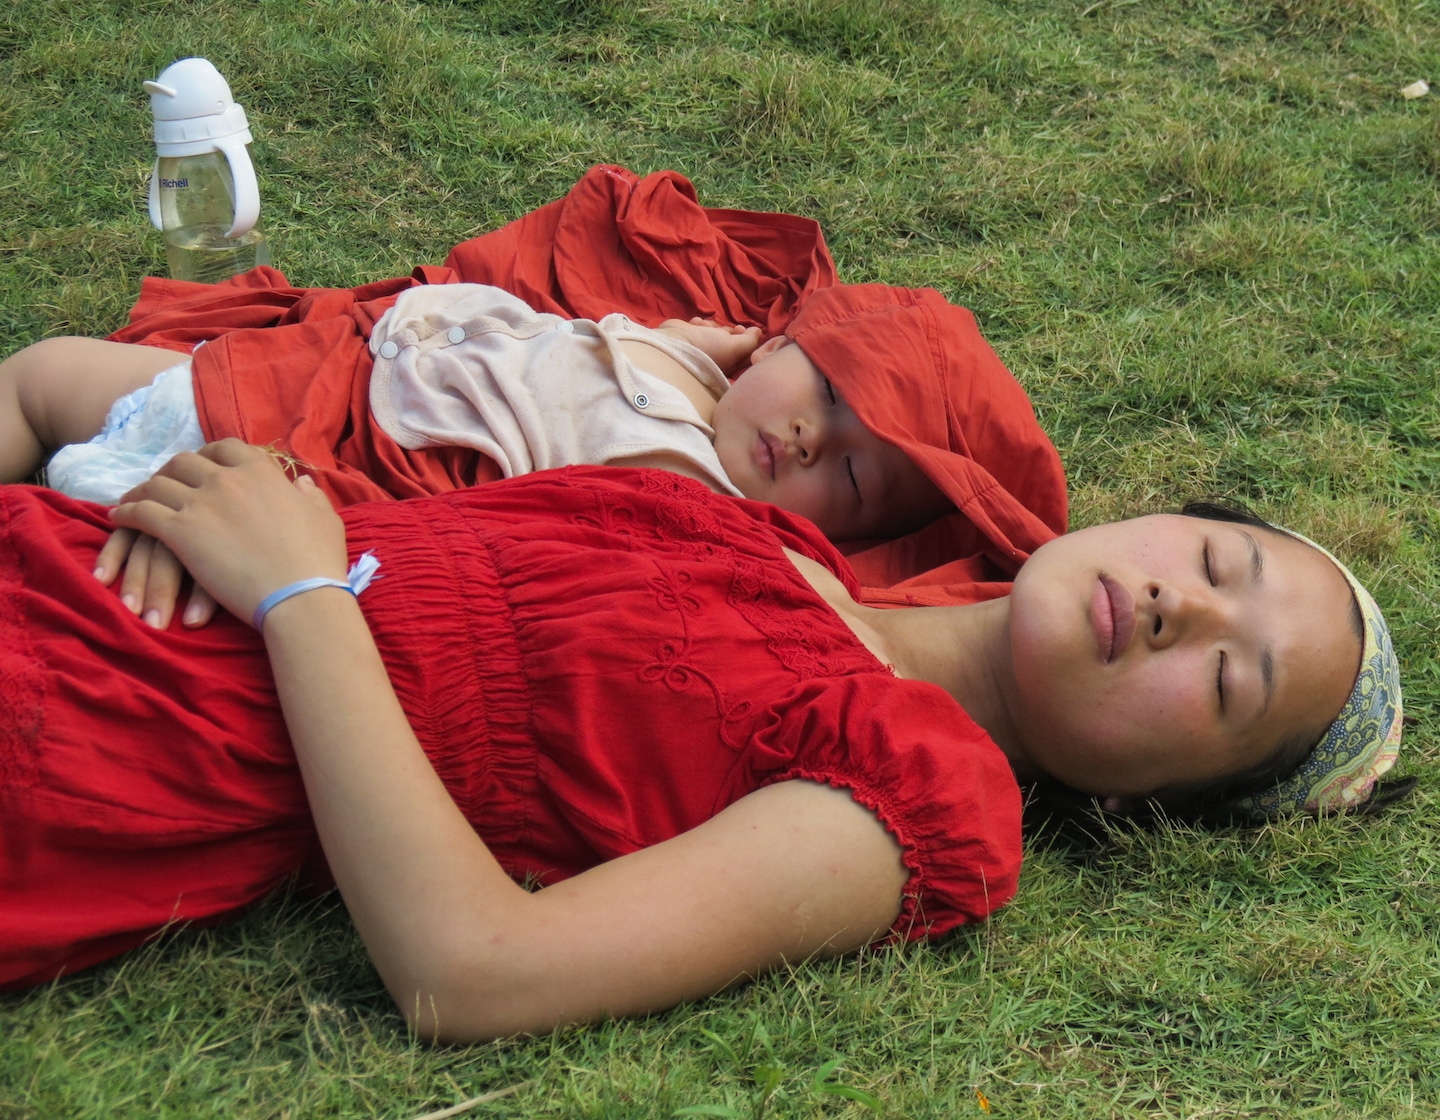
866;597;1022;761
782;548;1023;763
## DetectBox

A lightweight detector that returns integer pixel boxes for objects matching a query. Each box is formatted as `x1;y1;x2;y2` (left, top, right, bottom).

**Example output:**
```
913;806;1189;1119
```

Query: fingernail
93;566;106;581
183;604;203;626
122;593;138;613
144;609;161;629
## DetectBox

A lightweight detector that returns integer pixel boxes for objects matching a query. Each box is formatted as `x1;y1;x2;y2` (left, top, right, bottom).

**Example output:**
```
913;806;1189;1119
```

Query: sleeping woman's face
1003;514;1360;798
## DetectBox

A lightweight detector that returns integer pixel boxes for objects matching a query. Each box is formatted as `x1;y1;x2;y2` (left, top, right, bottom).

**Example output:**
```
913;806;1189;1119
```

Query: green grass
3;0;1438;1116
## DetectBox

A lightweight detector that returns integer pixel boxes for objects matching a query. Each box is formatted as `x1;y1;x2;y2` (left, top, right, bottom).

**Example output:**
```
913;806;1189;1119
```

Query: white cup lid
145;57;253;155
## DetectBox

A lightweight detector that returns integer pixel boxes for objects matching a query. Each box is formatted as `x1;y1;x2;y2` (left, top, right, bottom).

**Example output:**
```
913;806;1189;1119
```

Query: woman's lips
1092;574;1136;662
755;433;778;480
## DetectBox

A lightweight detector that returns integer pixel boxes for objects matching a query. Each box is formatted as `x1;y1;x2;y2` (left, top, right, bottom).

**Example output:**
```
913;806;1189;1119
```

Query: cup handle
217;138;260;239
147;159;164;231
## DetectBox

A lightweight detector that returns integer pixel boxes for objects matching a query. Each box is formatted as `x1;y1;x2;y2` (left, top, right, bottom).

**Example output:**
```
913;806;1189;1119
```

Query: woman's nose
1144;583;1226;649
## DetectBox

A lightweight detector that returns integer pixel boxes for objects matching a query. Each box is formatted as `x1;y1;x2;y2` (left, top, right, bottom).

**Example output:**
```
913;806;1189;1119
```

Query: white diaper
45;359;206;505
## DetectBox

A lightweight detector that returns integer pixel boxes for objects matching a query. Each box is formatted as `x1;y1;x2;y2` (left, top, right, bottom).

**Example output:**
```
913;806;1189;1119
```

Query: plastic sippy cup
145;57;271;283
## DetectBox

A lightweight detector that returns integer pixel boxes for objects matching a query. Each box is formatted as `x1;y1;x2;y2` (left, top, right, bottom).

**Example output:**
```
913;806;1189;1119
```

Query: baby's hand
656;318;763;375
94;527;219;629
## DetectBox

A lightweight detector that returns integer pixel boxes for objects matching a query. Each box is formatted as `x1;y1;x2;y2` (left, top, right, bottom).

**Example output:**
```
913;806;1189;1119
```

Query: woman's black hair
1023;499;1416;836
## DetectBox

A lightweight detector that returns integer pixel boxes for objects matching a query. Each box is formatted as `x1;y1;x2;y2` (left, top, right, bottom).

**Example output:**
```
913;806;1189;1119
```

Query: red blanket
107;164;1065;605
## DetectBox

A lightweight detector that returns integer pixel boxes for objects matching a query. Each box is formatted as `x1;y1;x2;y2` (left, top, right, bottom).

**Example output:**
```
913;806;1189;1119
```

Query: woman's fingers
111;444;273;537
138;540;186;629
120;447;231;493
293;472;332;508
102;527;221;629
115;471;207;517
114;441;265;511
93;527;139;586
118;534;195;629
181;583;219;628
100;523;220;629
111;440;349;627
101;441;337;630
118;533;156;616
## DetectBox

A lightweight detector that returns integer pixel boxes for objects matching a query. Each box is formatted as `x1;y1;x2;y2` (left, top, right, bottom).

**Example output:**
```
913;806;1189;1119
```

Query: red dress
0;468;1022;990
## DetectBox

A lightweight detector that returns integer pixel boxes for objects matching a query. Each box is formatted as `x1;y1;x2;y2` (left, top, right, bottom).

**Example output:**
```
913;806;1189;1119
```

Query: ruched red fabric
0;468;1021;990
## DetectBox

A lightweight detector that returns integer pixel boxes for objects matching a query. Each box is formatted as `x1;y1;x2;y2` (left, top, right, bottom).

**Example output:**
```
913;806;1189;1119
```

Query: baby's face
710;337;950;542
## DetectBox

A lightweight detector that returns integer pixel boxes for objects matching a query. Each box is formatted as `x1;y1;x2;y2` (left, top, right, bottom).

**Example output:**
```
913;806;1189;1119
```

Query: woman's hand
109;440;347;628
94;528;219;629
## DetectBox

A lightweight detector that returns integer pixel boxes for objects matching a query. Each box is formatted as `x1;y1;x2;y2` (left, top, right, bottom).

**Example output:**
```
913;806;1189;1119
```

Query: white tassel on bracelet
251;551;381;631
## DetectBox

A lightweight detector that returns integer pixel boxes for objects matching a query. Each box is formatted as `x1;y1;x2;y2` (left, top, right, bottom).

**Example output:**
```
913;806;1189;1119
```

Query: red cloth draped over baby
787;284;1067;606
105;163;1066;605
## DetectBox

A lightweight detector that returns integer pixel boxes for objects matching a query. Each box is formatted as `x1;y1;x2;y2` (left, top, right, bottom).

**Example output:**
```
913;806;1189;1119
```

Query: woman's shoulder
753;673;1023;938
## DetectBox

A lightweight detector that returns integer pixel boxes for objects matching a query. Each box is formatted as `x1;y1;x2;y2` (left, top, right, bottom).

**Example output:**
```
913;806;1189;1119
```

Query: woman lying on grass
0;442;1402;1042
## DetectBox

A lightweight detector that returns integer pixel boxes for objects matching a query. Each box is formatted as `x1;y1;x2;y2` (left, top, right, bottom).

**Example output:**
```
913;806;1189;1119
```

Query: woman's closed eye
1202;541;1227;710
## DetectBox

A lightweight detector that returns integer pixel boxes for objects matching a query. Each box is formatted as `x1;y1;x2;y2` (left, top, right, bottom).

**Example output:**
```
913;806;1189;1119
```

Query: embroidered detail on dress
726;553;857;679
636;470;873;682
644;471;729;554
574;489;638;549
0;499;47;788
639;568;753;749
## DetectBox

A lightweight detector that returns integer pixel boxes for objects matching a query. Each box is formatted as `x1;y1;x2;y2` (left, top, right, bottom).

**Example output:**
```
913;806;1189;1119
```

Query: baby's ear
748;334;793;363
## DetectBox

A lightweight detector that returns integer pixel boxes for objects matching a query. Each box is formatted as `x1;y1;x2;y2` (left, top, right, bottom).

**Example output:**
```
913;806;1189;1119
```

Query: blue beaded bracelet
250;551;381;632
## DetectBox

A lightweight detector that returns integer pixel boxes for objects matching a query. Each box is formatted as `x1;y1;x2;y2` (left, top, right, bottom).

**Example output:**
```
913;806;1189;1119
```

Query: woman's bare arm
266;591;907;1038
112;441;908;1042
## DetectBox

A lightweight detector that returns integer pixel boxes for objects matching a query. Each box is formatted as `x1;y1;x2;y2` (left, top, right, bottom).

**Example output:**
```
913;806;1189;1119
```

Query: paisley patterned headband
1234;533;1403;817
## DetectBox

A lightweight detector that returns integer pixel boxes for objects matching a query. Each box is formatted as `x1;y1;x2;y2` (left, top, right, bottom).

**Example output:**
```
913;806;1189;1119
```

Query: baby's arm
652;319;763;375
616;320;762;427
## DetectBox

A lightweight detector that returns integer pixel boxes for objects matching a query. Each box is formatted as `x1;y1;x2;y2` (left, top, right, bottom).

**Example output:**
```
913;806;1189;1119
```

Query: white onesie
367;284;742;495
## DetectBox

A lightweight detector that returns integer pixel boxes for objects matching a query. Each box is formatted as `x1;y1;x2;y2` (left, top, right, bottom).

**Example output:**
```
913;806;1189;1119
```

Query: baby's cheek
712;436;751;491
771;477;829;523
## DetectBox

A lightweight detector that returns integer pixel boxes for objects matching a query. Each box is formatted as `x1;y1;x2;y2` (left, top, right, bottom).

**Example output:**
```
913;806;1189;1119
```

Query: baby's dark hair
1023;499;1416;835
